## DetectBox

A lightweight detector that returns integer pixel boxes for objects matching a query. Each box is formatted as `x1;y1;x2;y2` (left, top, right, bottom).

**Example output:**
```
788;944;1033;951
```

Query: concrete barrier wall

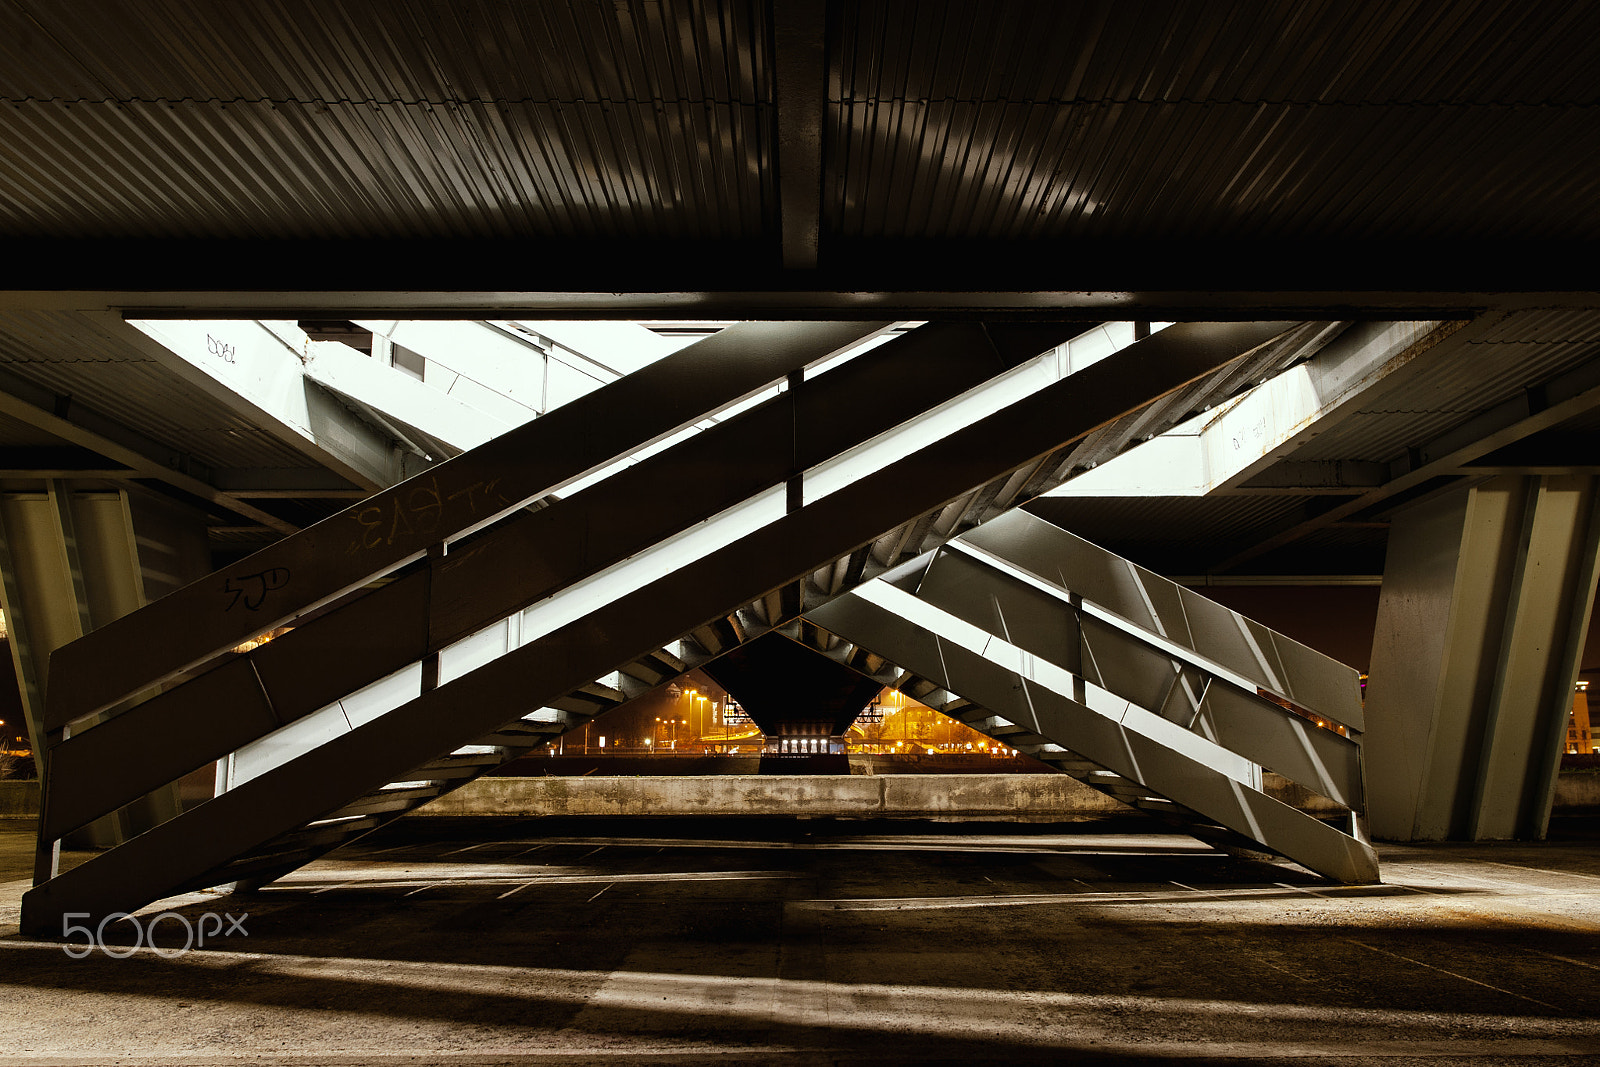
2;773;1595;822
417;773;1316;820
421;772;1600;820
418;773;1129;820
1557;773;1600;810
0;780;39;821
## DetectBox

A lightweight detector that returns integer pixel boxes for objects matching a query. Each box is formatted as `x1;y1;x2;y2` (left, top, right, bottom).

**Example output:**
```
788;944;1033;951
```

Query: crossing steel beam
45;321;894;730
22;320;1294;932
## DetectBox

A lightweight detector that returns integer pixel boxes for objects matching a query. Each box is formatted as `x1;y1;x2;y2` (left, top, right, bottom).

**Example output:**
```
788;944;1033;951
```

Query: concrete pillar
1365;475;1600;840
0;485;212;847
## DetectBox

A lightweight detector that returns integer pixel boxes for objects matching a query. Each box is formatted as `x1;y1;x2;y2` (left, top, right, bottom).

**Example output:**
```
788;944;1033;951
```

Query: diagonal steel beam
21;321;1294;931
211;467;368;497
39;320;1063;838
804;586;1379;883
124;318;411;493
44;321;894;729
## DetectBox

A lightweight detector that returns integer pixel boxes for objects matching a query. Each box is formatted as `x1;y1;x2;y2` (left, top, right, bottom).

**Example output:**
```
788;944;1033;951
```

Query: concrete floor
2;814;1599;1065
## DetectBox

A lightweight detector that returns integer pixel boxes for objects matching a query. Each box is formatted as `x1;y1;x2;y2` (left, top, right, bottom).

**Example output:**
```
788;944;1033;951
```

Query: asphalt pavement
2;814;1598;1065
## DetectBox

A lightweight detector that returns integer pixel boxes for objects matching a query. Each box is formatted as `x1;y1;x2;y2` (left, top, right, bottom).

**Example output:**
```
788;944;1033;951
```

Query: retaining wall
1557;772;1600;810
416;772;1328;820
0;780;39;822
3;772;1595;824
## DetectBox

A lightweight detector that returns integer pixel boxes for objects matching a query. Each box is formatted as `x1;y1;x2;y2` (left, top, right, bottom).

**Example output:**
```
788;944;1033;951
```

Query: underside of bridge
0;0;1598;993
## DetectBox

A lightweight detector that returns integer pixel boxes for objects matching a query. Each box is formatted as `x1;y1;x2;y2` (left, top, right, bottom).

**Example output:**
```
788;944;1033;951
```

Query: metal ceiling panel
1292;311;1600;463
829;98;1600;241
837;1;1600;108
0;312;327;470
0;0;767;105
3;0;1596;248
0;98;769;240
1473;308;1600;344
831;1;1600;242
0;0;771;241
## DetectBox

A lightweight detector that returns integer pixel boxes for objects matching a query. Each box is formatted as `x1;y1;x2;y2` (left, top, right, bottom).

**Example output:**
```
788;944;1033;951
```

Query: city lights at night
524;670;1039;770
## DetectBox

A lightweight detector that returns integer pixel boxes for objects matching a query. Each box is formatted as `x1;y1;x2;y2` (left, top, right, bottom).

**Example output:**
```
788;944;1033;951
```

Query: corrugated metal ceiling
0;1;1597;568
1294;310;1600;463
1026;493;1312;573
836;2;1599;106
0;0;771;241
831;1;1600;242
0;311;330;471
0;0;767;103
2;1;1597;245
0;98;769;239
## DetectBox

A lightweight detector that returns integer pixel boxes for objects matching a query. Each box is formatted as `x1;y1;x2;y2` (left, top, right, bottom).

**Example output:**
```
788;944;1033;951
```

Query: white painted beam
1049;320;1447;498
303;339;517;454
126;317;411;491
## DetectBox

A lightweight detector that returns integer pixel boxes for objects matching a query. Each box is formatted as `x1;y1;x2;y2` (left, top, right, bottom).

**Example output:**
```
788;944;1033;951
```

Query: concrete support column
1365;474;1600;841
0;486;211;848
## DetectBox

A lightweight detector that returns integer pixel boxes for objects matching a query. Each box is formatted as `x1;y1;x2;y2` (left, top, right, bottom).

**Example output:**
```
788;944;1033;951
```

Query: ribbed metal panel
0;0;767;104
1026;493;1308;568
0;0;771;241
9;1;1589;110
4;1;1597;245
1294;313;1600;462
837;1;1600;108
1474;308;1600;344
0;312;320;470
832;1;1600;241
0;100;768;241
832;100;1600;243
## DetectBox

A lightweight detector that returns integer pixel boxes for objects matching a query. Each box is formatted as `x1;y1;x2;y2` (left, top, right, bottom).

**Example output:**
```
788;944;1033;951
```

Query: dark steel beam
0;471;132;481
2;237;1596;317
1230;460;1390;494
44;321;893;731
773;0;826;270
1455;433;1600;473
211;467;369;498
0;446;127;472
40;321;1080;838
21;321;1293;930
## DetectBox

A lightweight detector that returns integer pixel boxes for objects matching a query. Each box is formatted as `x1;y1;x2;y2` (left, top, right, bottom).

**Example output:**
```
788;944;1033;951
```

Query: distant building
1569;685;1596;754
